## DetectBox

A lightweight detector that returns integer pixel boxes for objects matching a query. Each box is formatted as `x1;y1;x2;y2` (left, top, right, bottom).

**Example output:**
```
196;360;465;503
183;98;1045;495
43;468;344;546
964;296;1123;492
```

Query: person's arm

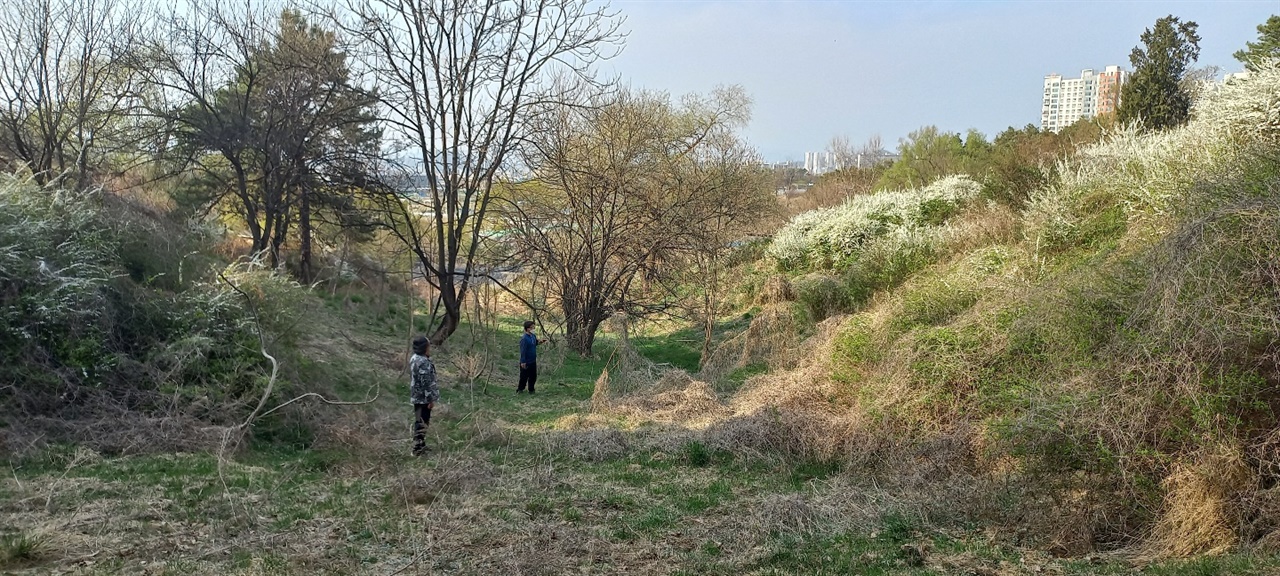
425;360;440;406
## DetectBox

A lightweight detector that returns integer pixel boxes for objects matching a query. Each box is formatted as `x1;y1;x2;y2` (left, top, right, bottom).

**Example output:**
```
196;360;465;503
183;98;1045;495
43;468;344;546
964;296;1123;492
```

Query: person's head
412;336;429;356
523;320;535;333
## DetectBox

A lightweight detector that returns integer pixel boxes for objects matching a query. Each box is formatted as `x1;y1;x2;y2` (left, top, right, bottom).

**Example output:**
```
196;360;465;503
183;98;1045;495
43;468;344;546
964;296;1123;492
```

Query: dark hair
523;320;535;331
412;336;429;354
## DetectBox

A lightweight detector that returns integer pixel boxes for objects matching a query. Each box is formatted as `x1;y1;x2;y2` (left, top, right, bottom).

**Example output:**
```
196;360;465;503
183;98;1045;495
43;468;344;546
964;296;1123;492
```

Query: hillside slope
591;64;1280;556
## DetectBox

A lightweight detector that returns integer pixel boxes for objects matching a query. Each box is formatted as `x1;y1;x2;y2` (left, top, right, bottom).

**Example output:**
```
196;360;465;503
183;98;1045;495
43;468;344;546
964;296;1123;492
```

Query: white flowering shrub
1193;60;1280;146
0;176;298;419
1028;62;1280;245
0;177;117;351
768;175;981;270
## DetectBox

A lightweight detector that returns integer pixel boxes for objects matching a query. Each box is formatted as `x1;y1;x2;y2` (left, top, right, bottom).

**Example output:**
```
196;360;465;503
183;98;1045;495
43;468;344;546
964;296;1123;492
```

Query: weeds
0;531;49;565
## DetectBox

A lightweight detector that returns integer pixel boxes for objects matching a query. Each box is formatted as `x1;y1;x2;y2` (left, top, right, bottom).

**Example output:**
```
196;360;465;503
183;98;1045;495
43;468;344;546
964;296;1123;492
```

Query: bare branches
502;87;772;354
331;0;623;343
218;270;282;432
142;1;382;273
218;268;380;449
0;0;148;188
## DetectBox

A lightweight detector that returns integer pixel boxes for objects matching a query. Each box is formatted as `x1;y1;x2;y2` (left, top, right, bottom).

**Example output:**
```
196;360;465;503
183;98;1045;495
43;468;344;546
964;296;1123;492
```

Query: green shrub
0;531;50;566
792;273;848;320
893;277;979;330
682;440;712;467
830;314;880;384
0;177;305;434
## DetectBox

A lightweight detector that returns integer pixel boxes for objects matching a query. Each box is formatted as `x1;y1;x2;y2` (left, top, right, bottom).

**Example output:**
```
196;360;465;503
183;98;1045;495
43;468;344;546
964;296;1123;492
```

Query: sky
601;0;1278;162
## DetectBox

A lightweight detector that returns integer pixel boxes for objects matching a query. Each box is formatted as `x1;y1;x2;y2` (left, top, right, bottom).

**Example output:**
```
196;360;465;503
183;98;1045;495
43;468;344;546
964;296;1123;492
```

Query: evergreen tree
1117;15;1201;131
1234;15;1280;72
167;10;379;280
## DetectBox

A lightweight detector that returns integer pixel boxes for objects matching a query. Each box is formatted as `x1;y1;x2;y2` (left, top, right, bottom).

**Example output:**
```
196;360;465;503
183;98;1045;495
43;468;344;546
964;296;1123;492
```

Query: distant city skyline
606;1;1276;162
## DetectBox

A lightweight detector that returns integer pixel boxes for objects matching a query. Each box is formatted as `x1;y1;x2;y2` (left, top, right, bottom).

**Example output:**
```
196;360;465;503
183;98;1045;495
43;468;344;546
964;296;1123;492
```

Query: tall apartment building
804;151;837;175
1041;65;1128;132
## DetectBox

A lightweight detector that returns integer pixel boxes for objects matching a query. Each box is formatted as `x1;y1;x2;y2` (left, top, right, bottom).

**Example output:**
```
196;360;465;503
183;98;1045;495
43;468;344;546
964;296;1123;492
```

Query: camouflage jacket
409;354;439;405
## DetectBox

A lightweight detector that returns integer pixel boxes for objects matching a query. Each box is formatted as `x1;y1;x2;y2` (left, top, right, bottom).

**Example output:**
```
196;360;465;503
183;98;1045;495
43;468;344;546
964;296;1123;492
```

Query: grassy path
4;313;1280;574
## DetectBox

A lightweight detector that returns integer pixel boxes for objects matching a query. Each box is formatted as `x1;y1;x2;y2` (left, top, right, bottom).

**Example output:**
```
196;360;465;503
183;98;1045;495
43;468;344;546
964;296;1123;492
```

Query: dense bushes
768;175;980;271
0;177;298;432
768;176;994;322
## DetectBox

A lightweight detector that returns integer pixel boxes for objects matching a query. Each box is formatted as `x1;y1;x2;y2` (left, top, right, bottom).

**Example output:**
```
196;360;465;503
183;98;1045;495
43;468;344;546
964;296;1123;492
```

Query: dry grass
699;304;807;380
584;303;866;465
2;415;230;459
752;493;830;534
755;275;796;305
1146;446;1255;557
547;428;631;462
941;201;1022;256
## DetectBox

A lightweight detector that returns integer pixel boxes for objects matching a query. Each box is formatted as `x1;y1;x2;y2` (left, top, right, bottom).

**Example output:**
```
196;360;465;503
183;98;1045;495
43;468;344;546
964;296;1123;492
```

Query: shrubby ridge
697;62;1280;555
587;62;1280;560
0;177;313;451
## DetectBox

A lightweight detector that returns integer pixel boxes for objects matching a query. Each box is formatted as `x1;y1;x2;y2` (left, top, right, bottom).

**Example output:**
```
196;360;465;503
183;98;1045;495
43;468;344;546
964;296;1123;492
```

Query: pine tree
1117;15;1201;131
1234;15;1280;72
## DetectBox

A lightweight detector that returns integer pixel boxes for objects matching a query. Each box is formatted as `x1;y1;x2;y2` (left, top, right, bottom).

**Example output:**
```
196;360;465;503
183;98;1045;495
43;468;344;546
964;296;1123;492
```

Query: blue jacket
520;332;538;364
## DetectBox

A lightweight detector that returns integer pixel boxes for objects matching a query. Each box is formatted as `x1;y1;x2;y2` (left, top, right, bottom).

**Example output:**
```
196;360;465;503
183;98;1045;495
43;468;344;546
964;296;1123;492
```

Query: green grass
0;531;50;566
723;362;768;391
6;288;1280;575
633;326;703;372
789;458;842;488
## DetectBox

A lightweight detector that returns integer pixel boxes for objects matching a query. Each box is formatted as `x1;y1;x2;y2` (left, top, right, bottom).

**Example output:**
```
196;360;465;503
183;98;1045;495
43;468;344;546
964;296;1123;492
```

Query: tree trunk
429;306;460;345
565;307;602;356
567;325;593;356
268;206;290;270
298;184;312;283
700;256;719;367
428;271;462;345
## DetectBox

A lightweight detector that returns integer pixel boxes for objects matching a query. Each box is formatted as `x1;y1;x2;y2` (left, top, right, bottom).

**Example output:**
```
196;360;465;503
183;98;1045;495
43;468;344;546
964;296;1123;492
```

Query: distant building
766;160;805;170
389;173;432;198
1041;65;1128;132
851;150;899;168
803;150;896;175
804;151;837;175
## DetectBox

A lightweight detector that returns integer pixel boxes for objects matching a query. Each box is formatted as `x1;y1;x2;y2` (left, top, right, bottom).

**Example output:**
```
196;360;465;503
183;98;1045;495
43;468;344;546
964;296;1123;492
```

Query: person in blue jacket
517;320;546;394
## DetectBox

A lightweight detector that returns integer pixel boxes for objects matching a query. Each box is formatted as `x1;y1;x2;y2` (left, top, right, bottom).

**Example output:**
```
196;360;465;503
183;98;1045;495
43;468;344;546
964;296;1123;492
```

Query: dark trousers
412;403;432;451
518;362;538;393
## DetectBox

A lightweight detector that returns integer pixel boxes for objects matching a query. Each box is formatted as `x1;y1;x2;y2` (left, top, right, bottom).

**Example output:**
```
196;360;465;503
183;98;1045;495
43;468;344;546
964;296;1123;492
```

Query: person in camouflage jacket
409;336;439;456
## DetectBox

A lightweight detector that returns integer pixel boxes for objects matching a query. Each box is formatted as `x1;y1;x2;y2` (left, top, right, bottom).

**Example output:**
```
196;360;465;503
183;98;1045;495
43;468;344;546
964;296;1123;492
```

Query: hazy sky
601;1;1277;162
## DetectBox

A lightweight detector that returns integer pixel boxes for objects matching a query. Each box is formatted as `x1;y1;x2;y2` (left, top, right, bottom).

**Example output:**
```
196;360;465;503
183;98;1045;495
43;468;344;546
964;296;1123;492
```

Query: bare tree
504;87;772;355
1179;64;1222;105
827;135;854;171
826;133;884;172
683;123;775;365
794;134;888;212
140;0;274;246
337;0;623;344
0;0;146;188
